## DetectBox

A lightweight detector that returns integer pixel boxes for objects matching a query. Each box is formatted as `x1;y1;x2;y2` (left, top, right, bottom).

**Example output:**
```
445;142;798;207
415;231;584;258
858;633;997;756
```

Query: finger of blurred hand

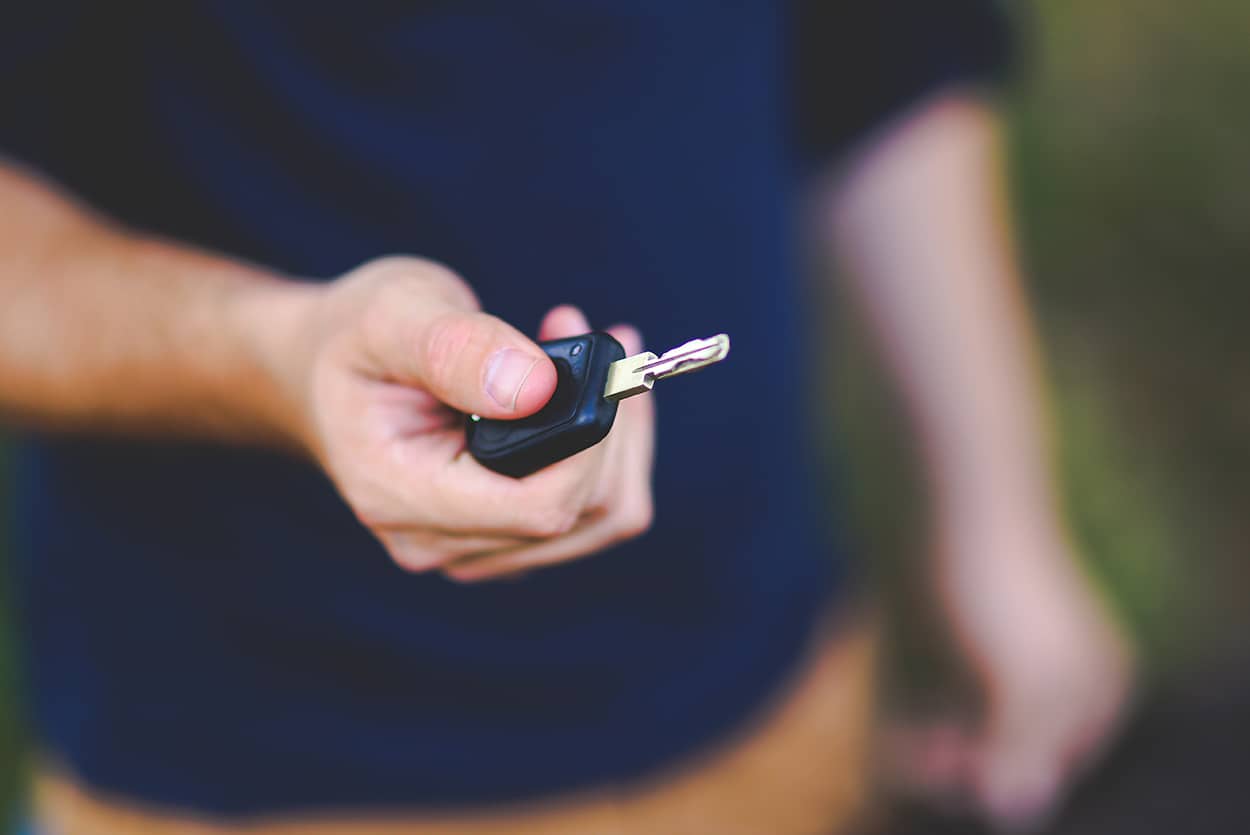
926;524;1137;833
882;721;977;806
971;681;1118;833
882;714;1064;833
882;657;1131;833
975;753;1062;835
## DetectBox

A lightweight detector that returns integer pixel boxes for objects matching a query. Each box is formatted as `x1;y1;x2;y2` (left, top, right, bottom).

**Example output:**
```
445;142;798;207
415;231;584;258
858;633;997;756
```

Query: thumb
392;307;557;419
976;755;1062;834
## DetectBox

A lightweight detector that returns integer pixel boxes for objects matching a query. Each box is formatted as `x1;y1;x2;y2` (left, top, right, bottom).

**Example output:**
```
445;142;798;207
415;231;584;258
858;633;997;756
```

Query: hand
277;256;655;581
888;514;1136;832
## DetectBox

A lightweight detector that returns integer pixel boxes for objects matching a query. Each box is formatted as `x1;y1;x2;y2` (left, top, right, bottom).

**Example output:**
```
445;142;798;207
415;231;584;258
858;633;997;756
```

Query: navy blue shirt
2;1;1009;815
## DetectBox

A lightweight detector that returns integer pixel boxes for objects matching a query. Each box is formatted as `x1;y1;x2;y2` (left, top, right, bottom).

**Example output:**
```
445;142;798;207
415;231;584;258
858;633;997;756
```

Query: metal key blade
604;333;730;401
638;334;731;378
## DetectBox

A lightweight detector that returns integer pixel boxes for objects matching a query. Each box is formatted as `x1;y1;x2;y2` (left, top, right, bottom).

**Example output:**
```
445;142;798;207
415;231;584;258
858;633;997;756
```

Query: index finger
407;428;608;538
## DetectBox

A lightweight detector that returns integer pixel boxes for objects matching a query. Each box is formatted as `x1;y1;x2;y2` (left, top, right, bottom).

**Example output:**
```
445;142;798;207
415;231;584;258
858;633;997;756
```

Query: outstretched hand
276;256;655;581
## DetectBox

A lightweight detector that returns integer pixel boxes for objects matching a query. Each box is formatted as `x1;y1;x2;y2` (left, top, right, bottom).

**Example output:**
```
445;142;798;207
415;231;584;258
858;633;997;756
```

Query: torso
5;1;844;814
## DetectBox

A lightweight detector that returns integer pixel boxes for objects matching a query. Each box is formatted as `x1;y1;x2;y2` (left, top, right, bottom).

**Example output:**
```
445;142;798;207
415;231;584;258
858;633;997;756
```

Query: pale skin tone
0;166;654;582
827;93;1134;830
0;90;1130;830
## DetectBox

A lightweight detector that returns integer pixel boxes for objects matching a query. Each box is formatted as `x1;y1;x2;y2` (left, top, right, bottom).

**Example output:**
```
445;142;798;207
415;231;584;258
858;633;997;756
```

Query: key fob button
472;418;515;444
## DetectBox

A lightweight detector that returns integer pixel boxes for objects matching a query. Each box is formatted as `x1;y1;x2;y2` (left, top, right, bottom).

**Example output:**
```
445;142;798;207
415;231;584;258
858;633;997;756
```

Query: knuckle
376;526;453;573
358;291;395;340
362;254;427;277
549;453;601;502
359;257;478;312
511;465;593;529
352;503;387;531
522;506;579;538
341;478;400;531
615;499;654;539
617;505;655;537
411;259;478;308
443;565;492;584
389;541;449;574
422;313;482;390
553;476;593;515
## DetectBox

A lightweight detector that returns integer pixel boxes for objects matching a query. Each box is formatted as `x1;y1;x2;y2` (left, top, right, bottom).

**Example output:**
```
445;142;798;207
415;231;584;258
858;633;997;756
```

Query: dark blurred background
1;0;1247;831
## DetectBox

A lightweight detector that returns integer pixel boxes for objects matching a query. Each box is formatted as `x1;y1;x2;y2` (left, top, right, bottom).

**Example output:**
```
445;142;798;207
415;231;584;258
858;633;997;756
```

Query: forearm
826;94;1135;827
826;93;1060;538
0;162;312;446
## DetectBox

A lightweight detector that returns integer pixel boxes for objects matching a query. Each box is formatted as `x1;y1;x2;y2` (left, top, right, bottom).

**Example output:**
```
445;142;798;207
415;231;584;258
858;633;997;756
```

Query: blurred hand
888;515;1136;832
279;256;654;581
825;88;1135;833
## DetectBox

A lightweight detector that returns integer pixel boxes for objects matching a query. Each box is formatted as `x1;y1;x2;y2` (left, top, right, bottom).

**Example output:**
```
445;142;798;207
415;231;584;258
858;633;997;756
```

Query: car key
467;332;730;478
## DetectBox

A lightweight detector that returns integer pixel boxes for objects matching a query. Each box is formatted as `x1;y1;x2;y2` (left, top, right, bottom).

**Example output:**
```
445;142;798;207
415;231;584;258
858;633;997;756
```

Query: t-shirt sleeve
792;0;1017;167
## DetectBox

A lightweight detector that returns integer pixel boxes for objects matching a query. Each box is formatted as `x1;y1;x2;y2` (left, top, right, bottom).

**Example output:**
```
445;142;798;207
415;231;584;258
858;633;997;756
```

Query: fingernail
485;349;539;411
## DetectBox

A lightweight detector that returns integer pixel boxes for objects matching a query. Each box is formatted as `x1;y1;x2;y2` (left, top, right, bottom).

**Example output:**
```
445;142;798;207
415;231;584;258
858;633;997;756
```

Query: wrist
931;466;1069;557
220;271;327;456
106;231;327;451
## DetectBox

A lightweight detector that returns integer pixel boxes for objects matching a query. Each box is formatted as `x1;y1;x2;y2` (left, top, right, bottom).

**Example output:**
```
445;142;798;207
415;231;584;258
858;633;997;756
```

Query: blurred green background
838;0;1249;696
0;0;1247;828
1010;0;1250;666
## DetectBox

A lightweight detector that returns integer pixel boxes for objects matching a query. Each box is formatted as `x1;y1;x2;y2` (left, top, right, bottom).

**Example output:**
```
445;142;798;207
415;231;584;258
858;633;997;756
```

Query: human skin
826;91;1135;830
0;88;1132;829
0;163;654;581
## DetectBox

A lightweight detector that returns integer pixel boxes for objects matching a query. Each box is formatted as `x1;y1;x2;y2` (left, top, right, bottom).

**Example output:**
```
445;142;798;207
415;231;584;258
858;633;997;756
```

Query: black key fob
466;332;626;478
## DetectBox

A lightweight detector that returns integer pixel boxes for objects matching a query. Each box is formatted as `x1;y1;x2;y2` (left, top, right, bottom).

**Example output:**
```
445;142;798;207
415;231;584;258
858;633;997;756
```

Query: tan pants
36;615;878;835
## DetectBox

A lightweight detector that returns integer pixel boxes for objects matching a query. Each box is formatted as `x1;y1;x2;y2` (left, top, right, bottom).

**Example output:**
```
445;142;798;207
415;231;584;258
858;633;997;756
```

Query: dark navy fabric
1;1;1010;816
